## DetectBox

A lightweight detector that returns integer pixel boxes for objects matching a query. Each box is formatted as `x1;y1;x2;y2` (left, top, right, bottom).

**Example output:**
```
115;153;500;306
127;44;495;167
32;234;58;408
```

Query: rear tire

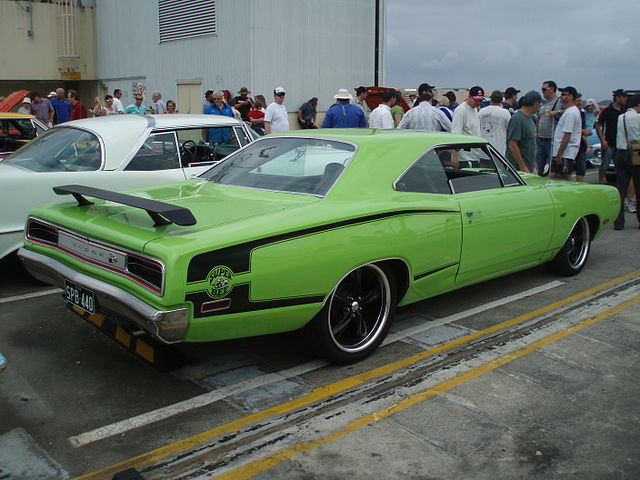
304;263;396;364
547;217;591;276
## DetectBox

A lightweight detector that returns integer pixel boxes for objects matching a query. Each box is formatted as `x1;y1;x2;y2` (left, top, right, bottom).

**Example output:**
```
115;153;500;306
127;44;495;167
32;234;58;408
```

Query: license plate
64;280;96;314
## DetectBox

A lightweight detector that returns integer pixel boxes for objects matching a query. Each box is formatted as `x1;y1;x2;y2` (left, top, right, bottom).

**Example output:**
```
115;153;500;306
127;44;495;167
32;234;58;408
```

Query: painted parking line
0;288;61;305
68;280;562;448
208;295;640;480
69;269;640;480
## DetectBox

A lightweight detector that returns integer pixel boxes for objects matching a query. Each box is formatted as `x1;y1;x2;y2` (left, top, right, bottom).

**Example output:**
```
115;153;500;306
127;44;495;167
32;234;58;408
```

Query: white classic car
0;114;257;261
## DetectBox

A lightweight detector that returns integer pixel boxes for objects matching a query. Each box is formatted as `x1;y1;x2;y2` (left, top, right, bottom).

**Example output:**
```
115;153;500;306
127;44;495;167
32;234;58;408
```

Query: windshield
1;127;102;172
0;118;40;140
201;137;356;196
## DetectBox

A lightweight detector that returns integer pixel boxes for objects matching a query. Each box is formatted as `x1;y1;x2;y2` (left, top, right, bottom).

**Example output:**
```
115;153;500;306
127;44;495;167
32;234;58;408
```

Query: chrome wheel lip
567;217;590;270
327;263;391;354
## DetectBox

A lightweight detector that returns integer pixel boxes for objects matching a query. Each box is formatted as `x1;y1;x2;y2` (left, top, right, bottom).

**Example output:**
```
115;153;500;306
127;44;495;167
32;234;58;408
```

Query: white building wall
95;0;383;114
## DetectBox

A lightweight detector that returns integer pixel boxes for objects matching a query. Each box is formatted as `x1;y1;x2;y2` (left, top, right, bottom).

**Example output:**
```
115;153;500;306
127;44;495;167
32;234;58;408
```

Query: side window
439;145;521;193
234;126;251;146
395;149;451;194
490;148;521;186
175;127;243;166
124;132;180;171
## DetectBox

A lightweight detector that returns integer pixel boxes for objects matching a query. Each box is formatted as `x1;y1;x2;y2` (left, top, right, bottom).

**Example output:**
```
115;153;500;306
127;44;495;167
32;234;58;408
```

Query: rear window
201;137;356;196
1;127;101;172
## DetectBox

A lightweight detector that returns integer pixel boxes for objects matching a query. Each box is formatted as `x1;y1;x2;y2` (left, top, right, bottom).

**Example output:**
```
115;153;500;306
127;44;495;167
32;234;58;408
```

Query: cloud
384;0;640;99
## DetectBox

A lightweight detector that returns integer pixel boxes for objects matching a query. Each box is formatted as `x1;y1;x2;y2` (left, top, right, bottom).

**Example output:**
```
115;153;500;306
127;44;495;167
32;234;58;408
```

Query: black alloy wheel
305;263;396;364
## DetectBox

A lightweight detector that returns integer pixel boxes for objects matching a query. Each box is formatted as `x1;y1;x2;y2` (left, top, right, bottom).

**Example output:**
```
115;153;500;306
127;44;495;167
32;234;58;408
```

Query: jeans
600;146;616;174
614;150;640;228
535;138;552;176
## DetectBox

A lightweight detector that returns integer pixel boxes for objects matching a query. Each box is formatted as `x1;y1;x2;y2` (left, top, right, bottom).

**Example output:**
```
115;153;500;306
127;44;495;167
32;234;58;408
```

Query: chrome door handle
465;210;482;222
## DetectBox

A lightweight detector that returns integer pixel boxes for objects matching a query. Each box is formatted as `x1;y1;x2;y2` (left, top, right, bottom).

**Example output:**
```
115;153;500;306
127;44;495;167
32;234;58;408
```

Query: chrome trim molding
18;248;186;344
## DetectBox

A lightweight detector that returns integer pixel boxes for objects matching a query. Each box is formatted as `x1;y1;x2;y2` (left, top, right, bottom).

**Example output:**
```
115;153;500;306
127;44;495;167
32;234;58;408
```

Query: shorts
550;157;575;176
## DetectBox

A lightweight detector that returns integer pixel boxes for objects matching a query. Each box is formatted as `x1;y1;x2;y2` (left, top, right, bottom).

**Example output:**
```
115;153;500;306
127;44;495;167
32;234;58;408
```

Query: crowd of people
16;88;180;125
15;81;639;229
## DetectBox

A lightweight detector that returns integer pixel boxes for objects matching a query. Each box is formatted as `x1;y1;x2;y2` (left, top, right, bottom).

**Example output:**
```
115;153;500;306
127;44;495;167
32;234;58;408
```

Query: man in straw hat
322;88;366;128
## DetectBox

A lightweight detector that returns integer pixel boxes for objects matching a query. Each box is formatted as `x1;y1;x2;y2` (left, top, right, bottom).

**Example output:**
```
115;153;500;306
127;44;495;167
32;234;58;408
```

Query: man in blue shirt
50;88;72;124
322;89;366;128
203;90;234;142
123;95;147;115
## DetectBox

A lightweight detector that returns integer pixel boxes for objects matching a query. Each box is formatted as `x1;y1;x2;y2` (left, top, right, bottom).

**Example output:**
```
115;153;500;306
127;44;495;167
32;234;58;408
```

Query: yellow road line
71;270;640;480
212;295;640;480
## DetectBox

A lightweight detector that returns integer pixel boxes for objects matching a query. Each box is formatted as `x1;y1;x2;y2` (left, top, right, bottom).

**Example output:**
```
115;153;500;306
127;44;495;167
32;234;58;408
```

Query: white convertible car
0;114;257;261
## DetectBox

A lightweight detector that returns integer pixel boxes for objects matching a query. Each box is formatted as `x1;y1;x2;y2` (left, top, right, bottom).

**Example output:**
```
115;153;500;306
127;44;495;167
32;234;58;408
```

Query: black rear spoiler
53;184;197;227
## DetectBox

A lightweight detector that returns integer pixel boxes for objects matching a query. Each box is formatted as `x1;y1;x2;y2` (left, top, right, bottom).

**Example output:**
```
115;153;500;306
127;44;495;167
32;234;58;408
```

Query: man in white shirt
452;86;485;166
369;90;396;129
478;90;512;155
397;91;451;132
265;87;290;134
613;94;640;229
451;86;485;137
551;86;582;181
112;89;124;114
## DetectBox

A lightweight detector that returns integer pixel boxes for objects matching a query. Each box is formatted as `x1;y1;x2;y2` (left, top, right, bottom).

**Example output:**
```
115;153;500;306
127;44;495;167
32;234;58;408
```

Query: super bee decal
206;265;234;298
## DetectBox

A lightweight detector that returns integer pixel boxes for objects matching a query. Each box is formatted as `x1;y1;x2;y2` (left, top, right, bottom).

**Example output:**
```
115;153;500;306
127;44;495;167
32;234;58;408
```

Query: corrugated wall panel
95;0;381;113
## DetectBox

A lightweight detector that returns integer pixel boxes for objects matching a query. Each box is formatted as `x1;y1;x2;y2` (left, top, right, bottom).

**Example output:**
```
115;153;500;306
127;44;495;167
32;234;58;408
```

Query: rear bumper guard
18;248;188;344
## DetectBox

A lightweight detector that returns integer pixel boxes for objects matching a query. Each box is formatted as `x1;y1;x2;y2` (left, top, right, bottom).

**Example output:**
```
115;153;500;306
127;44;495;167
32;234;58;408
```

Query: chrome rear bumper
18;248;187;343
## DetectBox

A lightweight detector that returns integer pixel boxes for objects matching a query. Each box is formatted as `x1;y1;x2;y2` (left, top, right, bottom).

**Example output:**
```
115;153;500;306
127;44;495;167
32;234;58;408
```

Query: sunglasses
541;87;548;92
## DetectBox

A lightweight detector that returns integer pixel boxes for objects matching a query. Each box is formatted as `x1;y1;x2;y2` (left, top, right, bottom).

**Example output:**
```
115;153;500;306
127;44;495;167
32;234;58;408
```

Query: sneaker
627;200;637;213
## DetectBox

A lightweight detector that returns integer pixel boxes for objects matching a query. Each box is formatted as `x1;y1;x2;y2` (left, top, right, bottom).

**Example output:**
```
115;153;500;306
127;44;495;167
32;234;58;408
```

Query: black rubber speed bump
67;304;185;371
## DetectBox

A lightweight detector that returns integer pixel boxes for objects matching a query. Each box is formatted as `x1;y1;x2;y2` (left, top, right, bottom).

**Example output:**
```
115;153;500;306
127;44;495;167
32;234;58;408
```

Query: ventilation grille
159;0;217;43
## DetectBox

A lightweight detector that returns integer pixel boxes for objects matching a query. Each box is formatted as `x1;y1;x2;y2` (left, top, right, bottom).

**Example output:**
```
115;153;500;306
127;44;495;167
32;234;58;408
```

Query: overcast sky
385;0;639;101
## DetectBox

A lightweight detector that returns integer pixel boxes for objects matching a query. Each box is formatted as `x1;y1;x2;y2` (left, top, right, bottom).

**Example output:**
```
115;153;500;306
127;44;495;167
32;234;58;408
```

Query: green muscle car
19;129;620;364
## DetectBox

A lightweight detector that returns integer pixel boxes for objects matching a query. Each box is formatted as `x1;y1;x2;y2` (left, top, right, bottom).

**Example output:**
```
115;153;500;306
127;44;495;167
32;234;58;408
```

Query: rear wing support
53;184;197;227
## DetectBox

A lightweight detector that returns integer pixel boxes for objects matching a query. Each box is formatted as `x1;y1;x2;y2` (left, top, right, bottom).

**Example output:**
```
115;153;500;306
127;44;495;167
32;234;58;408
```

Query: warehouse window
158;0;216;43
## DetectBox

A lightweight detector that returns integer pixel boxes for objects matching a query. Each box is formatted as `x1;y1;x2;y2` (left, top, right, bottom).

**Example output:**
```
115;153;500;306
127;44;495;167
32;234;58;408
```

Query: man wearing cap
265;87;289;134
478;90;512;155
354;87;370;123
506;90;542;173
452;86;484;137
595;89;628;184
29;92;55;127
502;87;520;114
413;83;435;107
322;89;366;128
51;88;72;124
234;87;253;121
535;80;563;176
369;90;396;129
17;97;31;115
551;86;582;180
398;91;451;132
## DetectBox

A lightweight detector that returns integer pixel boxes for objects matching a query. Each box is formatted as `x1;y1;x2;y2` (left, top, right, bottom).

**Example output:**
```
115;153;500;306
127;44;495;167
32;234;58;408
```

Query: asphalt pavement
0;183;639;480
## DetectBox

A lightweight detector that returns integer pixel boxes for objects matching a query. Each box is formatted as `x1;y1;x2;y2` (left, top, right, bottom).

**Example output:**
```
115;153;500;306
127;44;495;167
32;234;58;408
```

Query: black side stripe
186;284;325;318
187;209;457;282
413;262;459;281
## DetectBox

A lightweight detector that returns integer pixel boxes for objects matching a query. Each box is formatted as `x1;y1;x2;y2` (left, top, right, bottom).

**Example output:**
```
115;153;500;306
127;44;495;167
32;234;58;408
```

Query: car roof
272;128;486;147
0;112;37;120
53;114;244;169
